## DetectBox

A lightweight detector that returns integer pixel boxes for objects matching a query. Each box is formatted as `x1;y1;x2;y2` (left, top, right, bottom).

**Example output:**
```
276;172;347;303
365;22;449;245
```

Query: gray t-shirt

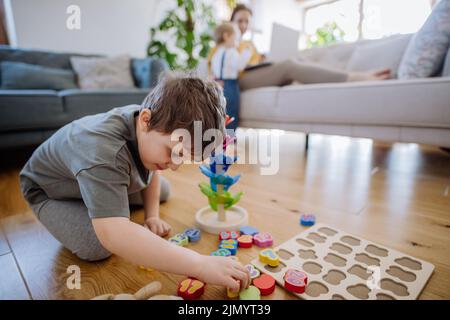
20;104;152;218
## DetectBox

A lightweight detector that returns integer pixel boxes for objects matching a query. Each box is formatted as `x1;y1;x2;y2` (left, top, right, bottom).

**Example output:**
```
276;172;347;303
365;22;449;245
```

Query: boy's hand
193;255;250;292
144;217;171;237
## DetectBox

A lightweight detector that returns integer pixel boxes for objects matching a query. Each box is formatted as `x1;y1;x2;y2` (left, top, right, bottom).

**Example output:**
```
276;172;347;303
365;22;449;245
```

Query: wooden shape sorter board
251;223;434;300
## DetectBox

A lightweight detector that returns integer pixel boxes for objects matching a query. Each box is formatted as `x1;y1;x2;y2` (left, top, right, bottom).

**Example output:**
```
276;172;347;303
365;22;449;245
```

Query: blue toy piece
300;214;316;227
183;228;201;242
210;248;232;257
219;239;238;255
240;225;259;236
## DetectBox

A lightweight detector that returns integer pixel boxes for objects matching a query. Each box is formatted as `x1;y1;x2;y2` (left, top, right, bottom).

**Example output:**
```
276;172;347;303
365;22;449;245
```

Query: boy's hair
141;72;227;158
214;22;236;44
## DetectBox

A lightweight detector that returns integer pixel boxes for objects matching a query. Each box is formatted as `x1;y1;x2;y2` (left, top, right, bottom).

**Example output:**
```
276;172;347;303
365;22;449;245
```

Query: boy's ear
139;109;152;130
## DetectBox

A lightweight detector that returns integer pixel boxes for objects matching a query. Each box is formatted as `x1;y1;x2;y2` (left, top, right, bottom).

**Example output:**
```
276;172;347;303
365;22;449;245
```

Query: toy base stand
195;206;248;234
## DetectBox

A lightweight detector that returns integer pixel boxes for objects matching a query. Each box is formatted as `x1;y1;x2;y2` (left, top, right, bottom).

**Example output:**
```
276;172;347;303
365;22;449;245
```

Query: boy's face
224;31;236;48
136;109;191;171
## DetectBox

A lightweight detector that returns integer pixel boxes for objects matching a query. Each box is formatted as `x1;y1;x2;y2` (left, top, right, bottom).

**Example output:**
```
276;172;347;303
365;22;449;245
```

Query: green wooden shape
239;285;261;300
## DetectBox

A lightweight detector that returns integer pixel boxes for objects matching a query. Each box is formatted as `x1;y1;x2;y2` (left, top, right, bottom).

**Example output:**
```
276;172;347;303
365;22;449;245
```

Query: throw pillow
70;54;135;89
397;0;450;78
0;61;77;90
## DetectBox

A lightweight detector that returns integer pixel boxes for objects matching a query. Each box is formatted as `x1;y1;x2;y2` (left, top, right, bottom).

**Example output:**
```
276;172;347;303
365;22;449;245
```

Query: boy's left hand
144;217;172;237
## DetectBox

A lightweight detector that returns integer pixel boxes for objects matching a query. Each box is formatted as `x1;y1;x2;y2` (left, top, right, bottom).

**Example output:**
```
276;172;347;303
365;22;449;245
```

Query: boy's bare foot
347;68;391;82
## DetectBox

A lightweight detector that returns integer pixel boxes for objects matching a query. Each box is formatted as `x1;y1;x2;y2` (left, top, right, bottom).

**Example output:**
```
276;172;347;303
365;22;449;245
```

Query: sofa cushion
398;0;450;78
131;58;168;88
0;45;99;70
346;34;412;77
0;90;66;132
59;88;150;121
0;61;78;90
300;42;358;70
70;55;135;89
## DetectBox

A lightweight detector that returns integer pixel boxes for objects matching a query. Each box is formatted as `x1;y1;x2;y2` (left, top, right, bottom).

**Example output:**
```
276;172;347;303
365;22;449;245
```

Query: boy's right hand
193;255;250;292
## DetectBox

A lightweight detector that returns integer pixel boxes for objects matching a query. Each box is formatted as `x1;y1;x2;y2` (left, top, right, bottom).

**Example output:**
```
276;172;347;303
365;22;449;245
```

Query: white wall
5;0;171;57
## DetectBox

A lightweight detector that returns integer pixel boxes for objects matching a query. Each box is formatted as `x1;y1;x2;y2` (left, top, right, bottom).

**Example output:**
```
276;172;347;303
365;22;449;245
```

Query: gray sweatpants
239;58;349;91
20;175;170;262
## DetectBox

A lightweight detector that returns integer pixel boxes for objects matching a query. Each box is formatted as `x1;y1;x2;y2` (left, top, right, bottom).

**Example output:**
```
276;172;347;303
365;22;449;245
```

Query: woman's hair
213;22;235;44
230;3;253;22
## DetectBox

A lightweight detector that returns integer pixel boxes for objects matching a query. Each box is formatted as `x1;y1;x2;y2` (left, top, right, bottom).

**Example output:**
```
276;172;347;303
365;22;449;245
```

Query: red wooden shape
283;269;308;294
253;274;276;296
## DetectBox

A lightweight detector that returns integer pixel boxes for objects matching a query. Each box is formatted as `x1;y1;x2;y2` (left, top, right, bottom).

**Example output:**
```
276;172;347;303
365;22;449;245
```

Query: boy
210;22;252;130
20;73;250;292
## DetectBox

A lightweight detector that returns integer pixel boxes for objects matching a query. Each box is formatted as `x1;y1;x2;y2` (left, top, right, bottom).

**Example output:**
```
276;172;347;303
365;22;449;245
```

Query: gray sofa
0;46;168;148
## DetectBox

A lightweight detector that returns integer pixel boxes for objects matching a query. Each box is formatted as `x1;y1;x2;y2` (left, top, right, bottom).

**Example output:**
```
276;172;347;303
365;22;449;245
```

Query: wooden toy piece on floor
253;232;273;247
183;228;201;242
245;264;260;280
237;235;253;248
177;278;205;300
219;239;238;255
210;248;232;257
169;233;189;246
219;230;239;241
284;269;307;294
227;287;239;299
91;281;181;300
239;285;261;300
253;274;276;296
300;214;316;226
259;248;279;267
240;225;259;236
139;265;153;272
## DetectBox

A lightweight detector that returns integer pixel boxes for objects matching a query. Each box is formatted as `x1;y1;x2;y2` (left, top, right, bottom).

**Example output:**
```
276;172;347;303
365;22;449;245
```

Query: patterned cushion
398;0;450;79
70;55;135;89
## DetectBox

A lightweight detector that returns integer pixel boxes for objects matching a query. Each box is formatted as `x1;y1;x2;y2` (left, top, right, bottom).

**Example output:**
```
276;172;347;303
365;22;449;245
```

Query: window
303;0;432;47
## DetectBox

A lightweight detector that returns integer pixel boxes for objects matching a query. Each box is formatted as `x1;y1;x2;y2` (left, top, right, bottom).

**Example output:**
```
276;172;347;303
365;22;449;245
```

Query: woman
225;4;391;91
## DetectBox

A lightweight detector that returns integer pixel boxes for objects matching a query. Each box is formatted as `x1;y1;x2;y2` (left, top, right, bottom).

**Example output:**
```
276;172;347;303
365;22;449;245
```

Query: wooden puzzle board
251;223;434;300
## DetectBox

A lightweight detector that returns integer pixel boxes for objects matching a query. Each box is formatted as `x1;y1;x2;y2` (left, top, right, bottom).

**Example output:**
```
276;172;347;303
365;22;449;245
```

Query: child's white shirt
211;46;252;79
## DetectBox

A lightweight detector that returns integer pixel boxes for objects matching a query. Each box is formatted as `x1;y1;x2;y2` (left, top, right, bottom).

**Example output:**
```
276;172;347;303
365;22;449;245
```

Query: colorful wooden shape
237;235;253;248
183;228;201;242
240;226;259;236
258;248;280;267
227;287;239;298
177;278;205;300
245;264;260;280
300;214;316;226
253;232;273;247
253;274;276;296
283;269;308;294
239;285;261;300
220;239;238;246
169;233;189;246
219;230;239;241
219;242;237;255
210;248;232;257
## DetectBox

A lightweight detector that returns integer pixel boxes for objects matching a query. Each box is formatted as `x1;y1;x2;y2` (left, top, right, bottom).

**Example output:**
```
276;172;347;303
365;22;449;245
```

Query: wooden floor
0;131;449;300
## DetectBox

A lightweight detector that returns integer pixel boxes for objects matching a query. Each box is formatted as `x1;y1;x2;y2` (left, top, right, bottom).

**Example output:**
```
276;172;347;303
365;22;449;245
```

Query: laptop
244;23;301;71
267;22;301;62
